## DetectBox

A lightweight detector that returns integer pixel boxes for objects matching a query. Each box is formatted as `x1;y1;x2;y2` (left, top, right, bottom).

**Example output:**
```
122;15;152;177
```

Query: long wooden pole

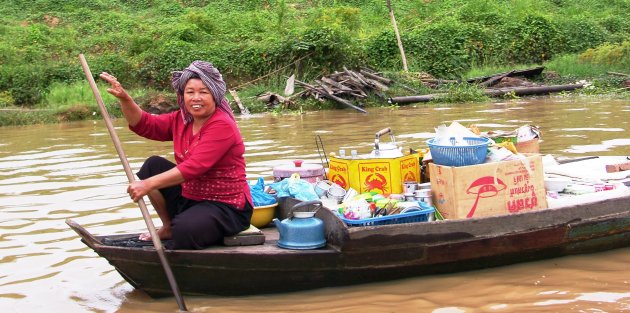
78;54;187;312
386;0;408;72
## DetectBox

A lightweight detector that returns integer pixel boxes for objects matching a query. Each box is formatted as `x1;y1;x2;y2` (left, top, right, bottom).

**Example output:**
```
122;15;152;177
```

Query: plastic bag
434;122;479;146
516;125;541;142
269;173;319;201
248;177;278;207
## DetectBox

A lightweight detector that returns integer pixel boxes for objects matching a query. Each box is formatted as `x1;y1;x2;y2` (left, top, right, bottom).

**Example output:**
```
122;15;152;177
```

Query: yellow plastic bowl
251;203;277;228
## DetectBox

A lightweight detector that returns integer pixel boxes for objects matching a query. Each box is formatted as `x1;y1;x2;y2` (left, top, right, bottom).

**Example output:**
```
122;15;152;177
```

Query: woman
100;61;253;250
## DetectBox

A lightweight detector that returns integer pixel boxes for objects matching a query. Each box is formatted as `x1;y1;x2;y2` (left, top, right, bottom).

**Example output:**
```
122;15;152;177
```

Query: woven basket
427;137;490;167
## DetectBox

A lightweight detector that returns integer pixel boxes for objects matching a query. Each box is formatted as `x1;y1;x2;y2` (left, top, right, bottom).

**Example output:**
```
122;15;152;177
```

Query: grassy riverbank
1;62;628;127
1;0;628;126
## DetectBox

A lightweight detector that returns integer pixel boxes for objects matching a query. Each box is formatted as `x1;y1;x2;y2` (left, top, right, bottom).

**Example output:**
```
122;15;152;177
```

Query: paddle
79;54;187;312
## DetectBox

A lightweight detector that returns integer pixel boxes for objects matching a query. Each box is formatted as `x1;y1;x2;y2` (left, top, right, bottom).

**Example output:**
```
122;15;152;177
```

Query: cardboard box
429;155;548;219
327;154;420;194
516;138;540;153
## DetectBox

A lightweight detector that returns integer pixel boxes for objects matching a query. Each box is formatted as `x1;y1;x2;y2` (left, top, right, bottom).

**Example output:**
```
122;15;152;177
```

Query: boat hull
68;195;630;297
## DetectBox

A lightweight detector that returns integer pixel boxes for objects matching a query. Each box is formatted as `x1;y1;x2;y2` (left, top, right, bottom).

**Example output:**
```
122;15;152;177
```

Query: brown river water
1;97;629;312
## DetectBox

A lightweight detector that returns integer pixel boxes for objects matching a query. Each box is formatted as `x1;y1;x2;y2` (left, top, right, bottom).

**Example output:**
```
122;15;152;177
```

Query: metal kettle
370;127;403;158
273;200;326;250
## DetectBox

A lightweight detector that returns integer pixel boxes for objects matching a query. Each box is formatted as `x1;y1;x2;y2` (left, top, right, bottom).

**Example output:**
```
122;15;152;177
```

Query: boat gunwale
67;194;630;255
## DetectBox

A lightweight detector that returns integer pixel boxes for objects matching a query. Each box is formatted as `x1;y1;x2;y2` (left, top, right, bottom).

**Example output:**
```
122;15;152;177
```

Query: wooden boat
67;185;630;298
465;66;546;83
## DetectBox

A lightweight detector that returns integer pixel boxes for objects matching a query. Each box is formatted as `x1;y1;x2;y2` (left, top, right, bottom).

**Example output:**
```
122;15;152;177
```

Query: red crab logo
403;171;416;182
465;176;507;218
364;173;388;193
330;174;347;189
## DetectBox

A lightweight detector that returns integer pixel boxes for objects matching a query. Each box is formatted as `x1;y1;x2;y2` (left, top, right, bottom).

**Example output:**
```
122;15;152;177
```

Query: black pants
137;155;252;250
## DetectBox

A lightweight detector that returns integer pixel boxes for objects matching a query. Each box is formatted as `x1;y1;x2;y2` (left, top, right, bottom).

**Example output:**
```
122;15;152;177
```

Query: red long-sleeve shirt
130;109;252;210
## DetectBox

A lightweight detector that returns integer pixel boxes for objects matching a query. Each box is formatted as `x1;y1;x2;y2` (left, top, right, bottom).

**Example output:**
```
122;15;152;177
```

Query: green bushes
557;18;608;53
1;0;629;110
409;21;473;79
506;15;559;64
138;41;206;88
219;26;363;81
275;26;363;73
368;13;574;78
0;92;13;108
366;30;402;70
6;65;53;106
600;16;630;43
579;41;630;70
89;54;135;83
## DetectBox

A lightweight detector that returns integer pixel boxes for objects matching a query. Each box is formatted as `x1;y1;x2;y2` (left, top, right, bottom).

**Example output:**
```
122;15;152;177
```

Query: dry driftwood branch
321;77;353;92
360;69;393;85
386;0;408;71
328;71;346;79
343;66;369;86
365;78;389;91
296;78;367;113
348;92;368;99
290;67;395;112
228;89;250;115
315;79;336;95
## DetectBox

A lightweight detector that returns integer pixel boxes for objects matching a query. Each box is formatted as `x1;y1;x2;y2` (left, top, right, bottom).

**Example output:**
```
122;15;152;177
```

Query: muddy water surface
1;98;629;312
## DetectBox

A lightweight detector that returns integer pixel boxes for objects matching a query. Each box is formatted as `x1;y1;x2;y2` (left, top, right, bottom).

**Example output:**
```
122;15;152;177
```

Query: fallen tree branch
228;89;250;115
296;79;367;113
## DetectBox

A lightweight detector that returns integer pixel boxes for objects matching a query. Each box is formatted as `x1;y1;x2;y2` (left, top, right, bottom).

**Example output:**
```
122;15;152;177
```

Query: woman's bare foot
138;226;172;241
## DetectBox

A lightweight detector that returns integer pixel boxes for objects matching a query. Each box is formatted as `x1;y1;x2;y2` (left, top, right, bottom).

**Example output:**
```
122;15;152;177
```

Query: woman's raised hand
99;72;143;126
100;72;132;101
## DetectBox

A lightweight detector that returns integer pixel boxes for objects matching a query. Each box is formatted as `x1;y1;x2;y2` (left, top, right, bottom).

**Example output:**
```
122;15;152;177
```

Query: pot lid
292;211;317;218
370;145;404;158
273;160;324;178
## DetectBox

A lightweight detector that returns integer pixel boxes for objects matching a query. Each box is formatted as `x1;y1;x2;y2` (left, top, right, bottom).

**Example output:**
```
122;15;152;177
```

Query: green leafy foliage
408;20;472;79
0;91;13;108
579;41;630;70
0;0;628;111
6;65;53;106
505;15;559;64
557;18;608;53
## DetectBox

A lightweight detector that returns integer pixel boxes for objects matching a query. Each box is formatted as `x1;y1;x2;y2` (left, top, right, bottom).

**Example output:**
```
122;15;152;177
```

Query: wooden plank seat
223;225;265;246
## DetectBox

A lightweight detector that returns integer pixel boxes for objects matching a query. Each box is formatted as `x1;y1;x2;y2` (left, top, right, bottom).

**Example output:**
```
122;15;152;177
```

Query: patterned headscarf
171;60;235;123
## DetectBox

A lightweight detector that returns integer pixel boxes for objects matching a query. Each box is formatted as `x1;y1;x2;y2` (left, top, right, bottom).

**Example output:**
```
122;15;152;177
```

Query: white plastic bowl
544;177;571;192
293;211;317;218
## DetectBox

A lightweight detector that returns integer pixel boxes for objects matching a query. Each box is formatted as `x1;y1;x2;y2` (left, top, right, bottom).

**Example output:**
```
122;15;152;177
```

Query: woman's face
183;78;216;121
